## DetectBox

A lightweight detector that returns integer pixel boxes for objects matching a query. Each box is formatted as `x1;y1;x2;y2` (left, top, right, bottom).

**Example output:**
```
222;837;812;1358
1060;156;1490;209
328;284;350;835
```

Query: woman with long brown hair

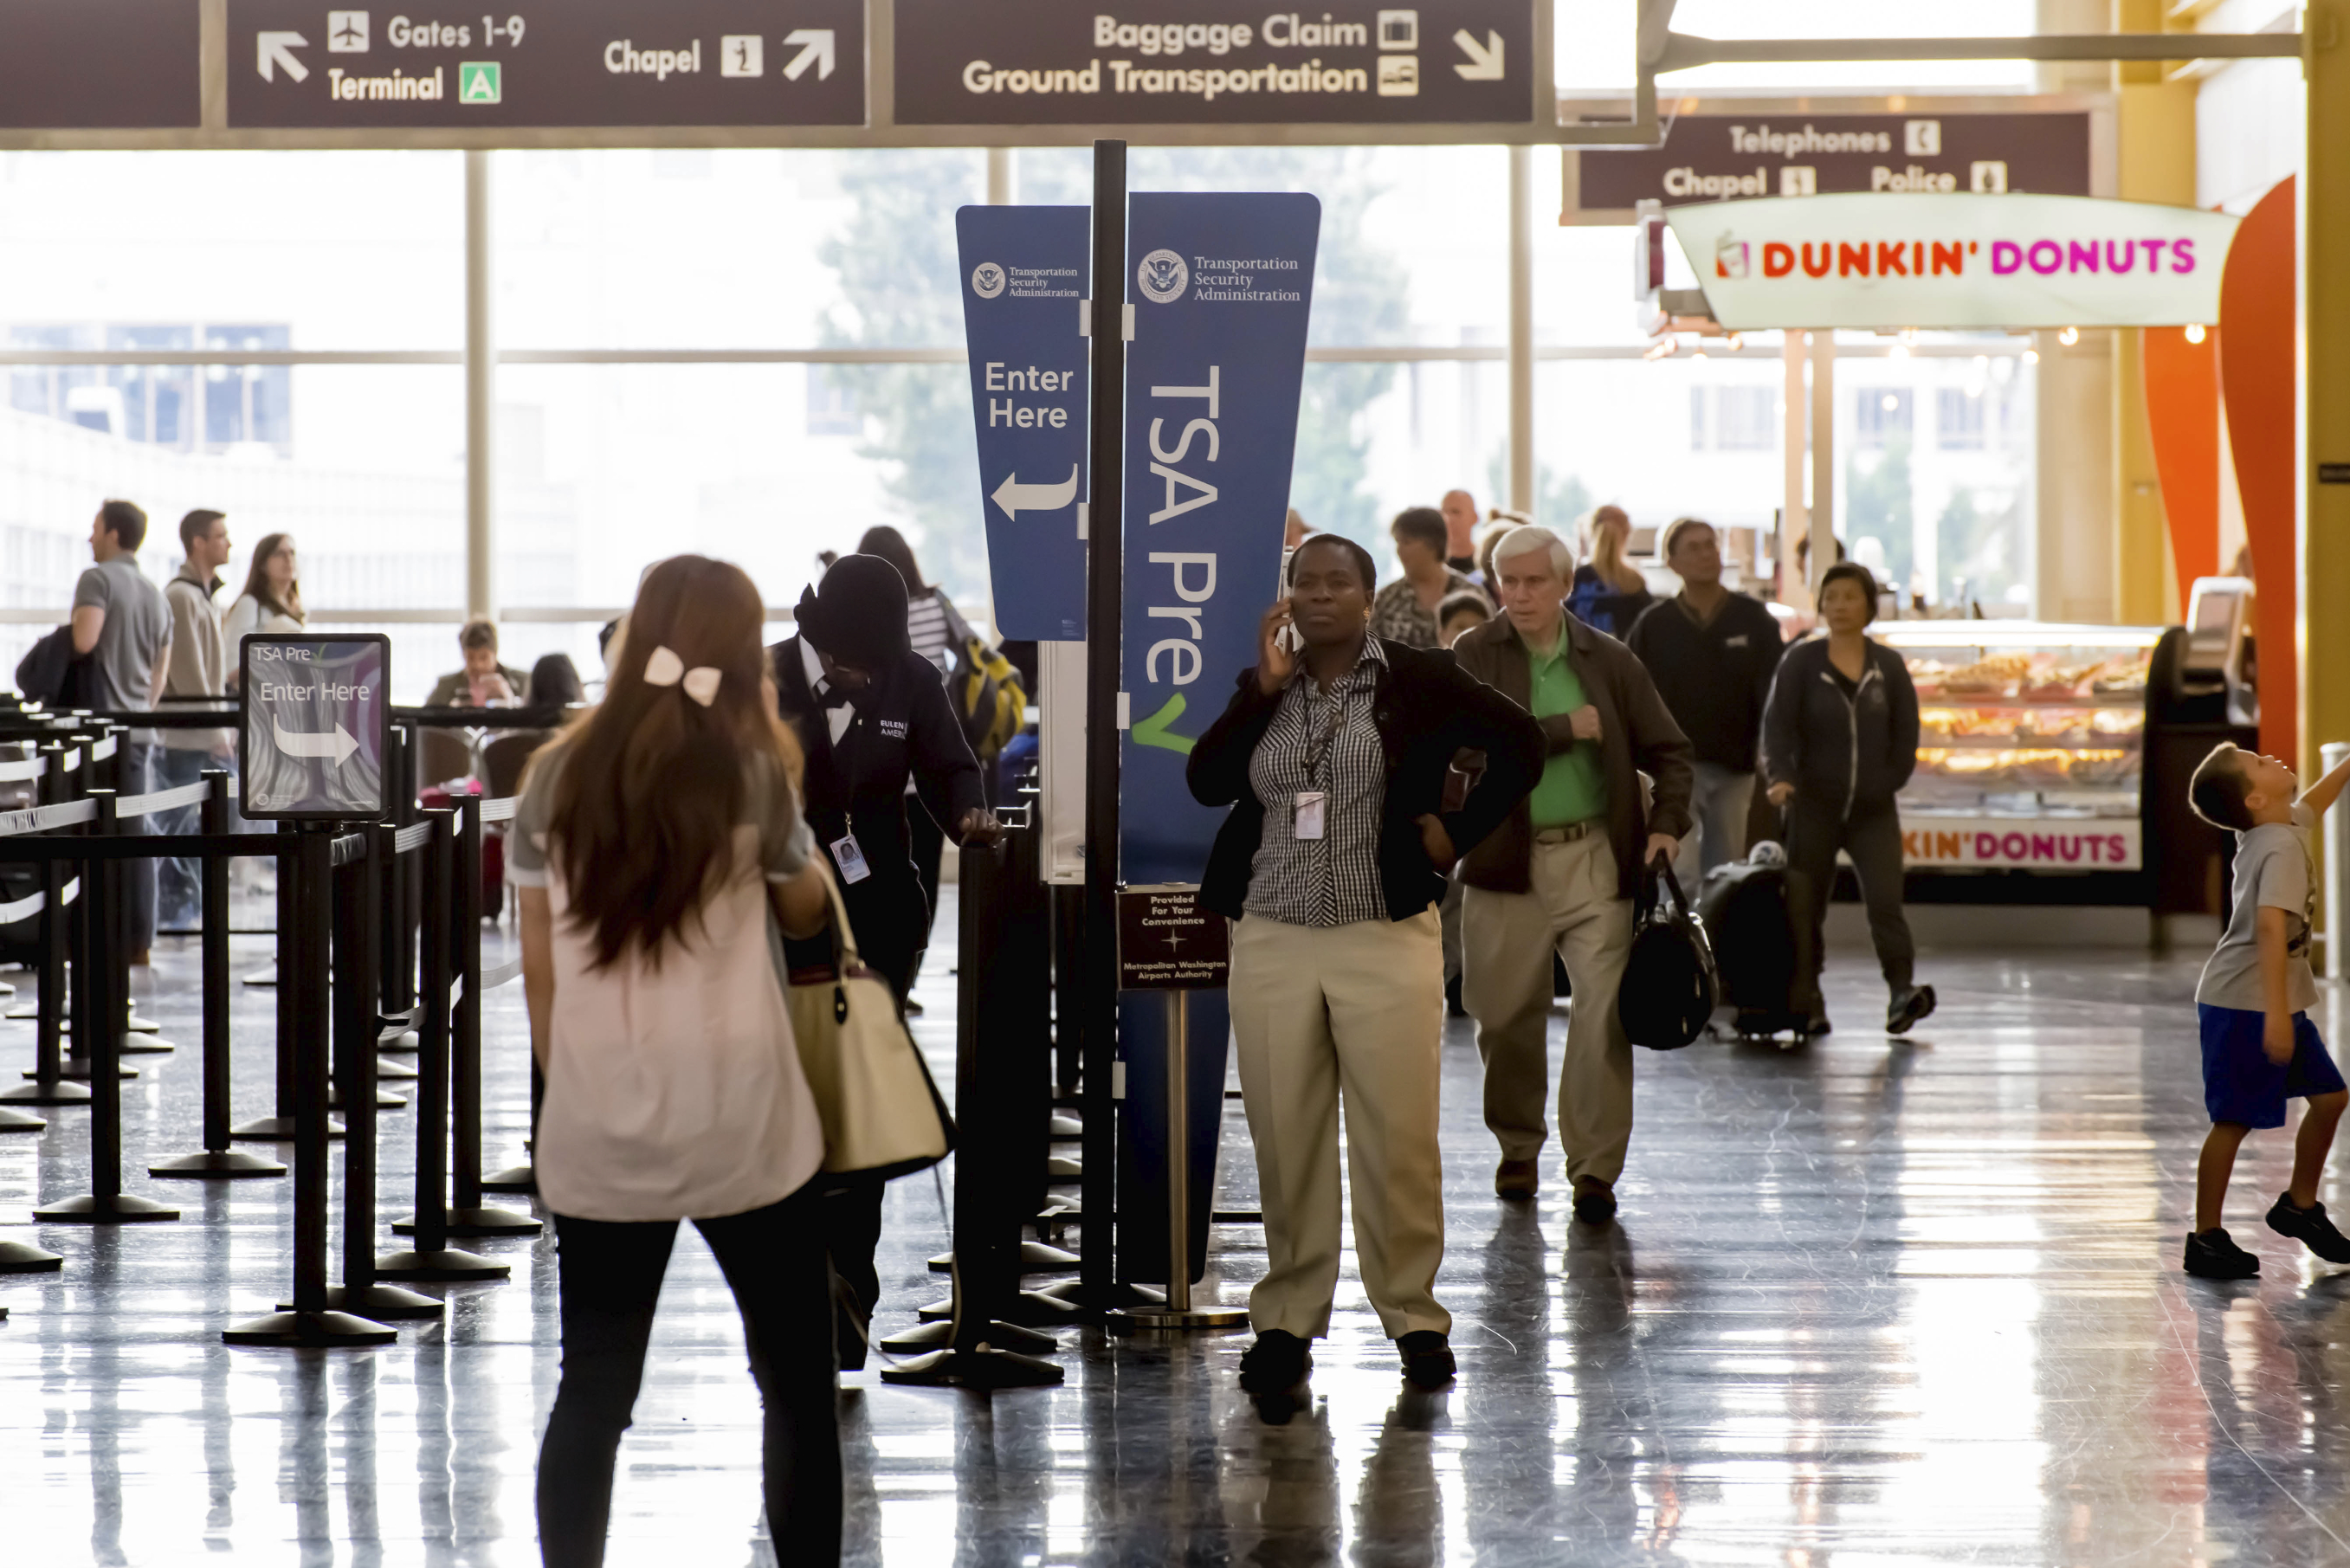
1565;504;1656;637
511;555;840;1567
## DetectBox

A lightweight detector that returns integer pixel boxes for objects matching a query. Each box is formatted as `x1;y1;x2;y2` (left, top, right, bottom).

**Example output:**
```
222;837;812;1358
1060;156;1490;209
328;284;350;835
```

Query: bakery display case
1872;623;2161;878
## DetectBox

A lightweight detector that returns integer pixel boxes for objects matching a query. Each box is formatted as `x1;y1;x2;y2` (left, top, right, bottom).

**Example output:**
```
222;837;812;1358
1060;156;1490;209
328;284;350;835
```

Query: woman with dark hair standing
223;532;305;677
1762;560;1934;1038
513;554;841;1567
1190;532;1544;1397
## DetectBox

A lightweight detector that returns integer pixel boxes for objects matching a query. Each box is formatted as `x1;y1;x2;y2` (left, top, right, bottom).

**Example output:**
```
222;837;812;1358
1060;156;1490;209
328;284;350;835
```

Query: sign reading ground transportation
227;0;864;128
1901;816;2141;873
1119;191;1319;887
240;636;391;822
897;1;1532;126
957;205;1090;642
1573;111;2092;216
1116;885;1230;989
0;0;201;129
1664;193;2243;332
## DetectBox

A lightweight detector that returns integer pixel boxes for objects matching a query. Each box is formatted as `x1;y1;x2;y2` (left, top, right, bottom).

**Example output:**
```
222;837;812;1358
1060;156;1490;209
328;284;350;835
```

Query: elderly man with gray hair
1451;524;1695;1223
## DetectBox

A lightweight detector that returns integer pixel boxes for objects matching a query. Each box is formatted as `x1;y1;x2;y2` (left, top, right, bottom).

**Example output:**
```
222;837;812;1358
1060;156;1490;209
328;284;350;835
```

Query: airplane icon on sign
327;10;369;52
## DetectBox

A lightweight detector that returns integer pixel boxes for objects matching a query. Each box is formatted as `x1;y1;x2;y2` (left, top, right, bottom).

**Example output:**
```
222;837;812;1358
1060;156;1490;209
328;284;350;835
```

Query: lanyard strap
1299;682;1352;787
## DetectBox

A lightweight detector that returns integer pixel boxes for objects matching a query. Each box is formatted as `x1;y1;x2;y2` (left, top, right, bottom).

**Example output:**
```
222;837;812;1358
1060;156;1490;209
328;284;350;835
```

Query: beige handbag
778;870;954;1178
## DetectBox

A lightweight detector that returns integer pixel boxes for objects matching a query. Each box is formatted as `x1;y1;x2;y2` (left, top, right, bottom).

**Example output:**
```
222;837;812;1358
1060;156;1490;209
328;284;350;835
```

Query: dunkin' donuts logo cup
1714;236;1749;280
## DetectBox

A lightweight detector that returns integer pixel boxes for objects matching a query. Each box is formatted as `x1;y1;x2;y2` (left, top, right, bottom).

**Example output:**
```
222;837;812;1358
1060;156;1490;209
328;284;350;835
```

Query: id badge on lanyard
829;826;872;884
1295;689;1346;842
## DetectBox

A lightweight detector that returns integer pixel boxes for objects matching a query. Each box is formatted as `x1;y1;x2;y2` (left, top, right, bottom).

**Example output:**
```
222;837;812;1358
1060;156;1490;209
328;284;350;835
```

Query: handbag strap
814;860;868;969
1637;849;1692;926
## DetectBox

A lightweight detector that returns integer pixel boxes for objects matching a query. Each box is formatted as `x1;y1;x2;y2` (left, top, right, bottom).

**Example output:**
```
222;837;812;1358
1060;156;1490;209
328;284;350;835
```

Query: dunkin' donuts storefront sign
1663;192;2241;331
1898;816;2142;872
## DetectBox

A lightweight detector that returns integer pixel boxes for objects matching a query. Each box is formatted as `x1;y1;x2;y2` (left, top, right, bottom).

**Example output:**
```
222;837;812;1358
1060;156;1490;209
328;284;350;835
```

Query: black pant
904;800;946;990
537;1186;840;1568
1784;795;1914;1012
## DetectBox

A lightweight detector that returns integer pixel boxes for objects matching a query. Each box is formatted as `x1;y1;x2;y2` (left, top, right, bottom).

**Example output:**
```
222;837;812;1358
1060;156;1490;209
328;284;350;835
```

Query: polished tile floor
6;903;2350;1565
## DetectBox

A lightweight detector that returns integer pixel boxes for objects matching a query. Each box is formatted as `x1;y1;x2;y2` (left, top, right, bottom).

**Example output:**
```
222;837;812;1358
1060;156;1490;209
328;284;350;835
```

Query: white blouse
223;593;304;657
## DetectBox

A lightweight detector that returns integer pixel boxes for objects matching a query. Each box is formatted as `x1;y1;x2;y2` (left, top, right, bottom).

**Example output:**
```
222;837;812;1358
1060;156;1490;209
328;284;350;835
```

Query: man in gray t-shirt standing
72;499;172;963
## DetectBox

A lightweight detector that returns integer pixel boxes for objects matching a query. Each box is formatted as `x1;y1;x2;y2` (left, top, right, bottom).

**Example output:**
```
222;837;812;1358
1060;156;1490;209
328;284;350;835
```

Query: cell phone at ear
1275;618;1304;654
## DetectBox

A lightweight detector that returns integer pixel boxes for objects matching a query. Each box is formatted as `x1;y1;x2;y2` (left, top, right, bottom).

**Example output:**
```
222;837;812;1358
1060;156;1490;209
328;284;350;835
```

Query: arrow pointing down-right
1453;29;1504;80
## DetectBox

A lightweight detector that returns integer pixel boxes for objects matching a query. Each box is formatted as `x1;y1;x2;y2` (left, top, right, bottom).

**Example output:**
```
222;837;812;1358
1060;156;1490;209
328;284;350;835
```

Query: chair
419;728;473;792
482;732;551;802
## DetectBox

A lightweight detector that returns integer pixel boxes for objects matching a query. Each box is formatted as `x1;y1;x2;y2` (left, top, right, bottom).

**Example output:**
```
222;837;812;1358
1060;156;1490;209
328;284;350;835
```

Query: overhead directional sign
240;636;391;822
1572;110;2094;220
0;0;200;129
957;204;1091;642
898;1;1533;126
227;0;864;127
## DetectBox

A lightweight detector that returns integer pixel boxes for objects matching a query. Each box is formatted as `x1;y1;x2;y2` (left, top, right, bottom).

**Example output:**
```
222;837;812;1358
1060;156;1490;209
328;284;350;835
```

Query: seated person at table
427;619;530;707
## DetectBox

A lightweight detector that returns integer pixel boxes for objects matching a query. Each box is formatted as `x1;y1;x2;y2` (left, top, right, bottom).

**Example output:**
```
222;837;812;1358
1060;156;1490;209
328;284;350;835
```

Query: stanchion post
383;810;508;1279
1108;988;1245;1332
34;790;177;1223
438;792;537;1236
3;741;89;1107
151;771;282;1178
225;825;395;1347
231;823;342;1142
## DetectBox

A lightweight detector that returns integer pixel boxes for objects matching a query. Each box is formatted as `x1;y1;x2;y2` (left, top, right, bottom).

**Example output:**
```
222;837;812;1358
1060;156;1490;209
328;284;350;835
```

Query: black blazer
770;636;985;889
1187;638;1546;922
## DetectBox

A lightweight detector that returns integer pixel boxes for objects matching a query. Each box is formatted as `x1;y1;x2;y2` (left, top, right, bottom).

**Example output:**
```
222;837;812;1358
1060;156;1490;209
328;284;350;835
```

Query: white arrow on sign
257;30;310;83
781;28;835;81
1453;29;1504;80
273;715;361;767
991;464;1080;519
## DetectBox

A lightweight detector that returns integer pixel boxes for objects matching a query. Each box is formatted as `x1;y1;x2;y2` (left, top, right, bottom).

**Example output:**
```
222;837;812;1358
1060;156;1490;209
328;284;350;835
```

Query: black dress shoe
2267;1193;2350;1263
1397;1330;1456;1388
1571;1180;1617;1224
1886;984;1936;1036
2185;1227;2260;1279
1239;1330;1313;1395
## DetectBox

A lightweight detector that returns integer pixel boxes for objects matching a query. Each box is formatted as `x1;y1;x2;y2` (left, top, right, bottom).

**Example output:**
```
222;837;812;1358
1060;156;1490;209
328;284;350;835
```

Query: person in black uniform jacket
770;552;998;1365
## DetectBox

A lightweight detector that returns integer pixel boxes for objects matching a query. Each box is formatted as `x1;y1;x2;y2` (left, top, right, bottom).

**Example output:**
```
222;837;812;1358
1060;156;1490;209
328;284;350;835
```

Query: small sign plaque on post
1116;883;1229;990
239;635;391;822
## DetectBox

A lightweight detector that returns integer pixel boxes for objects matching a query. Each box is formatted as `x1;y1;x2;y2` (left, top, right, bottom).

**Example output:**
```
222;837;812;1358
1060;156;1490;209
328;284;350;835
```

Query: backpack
939;599;1027;762
1695;849;1804;1040
1617;856;1719;1050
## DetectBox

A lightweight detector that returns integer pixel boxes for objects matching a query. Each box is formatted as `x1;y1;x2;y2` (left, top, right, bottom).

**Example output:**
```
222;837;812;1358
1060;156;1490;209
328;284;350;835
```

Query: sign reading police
227;0;864;128
240;635;391;822
957;205;1090;642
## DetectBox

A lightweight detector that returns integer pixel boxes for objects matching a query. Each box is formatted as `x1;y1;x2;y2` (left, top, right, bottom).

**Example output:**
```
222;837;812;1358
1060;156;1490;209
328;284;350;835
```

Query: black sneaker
1238;1330;1312;1396
1887;985;1936;1036
1571;1179;1617;1225
2184;1227;2261;1279
1397;1330;1456;1389
1804;1010;1833;1038
2266;1194;2350;1264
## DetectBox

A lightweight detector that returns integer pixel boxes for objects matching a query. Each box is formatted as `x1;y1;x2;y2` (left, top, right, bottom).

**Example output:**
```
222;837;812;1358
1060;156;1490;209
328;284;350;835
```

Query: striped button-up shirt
1242;638;1390;927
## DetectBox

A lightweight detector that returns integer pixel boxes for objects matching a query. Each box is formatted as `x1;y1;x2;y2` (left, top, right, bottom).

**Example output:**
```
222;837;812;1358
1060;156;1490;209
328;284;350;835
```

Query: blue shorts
2198;1004;2347;1128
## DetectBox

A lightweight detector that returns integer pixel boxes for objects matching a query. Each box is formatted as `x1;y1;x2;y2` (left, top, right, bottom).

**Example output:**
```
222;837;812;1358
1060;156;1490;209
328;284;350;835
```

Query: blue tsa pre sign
956;205;1090;642
1120;190;1320;886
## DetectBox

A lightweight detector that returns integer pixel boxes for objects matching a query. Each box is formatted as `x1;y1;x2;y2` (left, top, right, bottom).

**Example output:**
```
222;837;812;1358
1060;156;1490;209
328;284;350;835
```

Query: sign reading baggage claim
227;0;865;128
895;1;1532;126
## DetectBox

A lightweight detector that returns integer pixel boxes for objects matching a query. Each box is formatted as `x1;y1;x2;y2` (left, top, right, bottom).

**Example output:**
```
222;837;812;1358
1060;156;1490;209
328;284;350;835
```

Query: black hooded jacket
1760;636;1921;812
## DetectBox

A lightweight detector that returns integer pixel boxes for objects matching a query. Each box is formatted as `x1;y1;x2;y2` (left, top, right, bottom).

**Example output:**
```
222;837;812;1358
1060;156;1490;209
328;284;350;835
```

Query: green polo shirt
1526;621;1608;829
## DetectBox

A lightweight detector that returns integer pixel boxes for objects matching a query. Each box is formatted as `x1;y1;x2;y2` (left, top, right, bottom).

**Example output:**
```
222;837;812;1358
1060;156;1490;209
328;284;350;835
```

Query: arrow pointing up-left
258;31;309;82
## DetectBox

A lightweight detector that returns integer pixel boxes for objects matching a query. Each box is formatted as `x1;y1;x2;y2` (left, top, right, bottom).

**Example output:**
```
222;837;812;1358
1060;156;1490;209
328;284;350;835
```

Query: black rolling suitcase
1696;851;1805;1042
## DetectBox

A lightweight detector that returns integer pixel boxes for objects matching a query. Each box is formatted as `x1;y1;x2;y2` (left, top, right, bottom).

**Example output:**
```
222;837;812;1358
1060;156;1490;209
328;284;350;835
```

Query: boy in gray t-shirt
2184;742;2350;1279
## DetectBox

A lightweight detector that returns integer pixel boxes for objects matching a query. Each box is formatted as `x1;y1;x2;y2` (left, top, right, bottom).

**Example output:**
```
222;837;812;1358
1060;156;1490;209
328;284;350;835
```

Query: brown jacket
1452;610;1695;900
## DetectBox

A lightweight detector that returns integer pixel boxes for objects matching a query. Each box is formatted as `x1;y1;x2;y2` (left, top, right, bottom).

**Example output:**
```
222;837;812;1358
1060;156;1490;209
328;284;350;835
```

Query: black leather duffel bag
1617;855;1720;1050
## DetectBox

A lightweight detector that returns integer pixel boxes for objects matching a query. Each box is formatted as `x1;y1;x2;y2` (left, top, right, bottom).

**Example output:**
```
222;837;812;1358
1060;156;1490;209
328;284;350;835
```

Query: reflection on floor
5;904;2350;1565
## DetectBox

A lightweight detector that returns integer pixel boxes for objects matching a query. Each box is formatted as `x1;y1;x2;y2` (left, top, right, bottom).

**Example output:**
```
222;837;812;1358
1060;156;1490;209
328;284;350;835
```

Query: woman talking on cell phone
511;554;842;1568
1187;532;1544;1399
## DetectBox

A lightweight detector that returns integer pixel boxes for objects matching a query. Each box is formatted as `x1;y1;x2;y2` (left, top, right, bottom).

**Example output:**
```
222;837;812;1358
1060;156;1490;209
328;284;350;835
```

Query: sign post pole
1110;984;1247;1332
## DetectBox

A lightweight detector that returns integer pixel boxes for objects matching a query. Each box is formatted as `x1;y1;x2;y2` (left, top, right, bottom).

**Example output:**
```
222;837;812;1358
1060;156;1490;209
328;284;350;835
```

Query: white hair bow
642;645;721;707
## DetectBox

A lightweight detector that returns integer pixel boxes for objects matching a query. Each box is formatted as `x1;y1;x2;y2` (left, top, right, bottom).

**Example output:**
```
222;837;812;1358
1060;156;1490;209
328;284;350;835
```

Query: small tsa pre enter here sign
1117;884;1230;990
240;635;391;822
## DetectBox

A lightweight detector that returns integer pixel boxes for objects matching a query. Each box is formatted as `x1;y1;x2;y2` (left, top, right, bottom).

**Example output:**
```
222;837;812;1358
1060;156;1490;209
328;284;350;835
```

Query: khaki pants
1229;910;1449;1341
1462;833;1636;1185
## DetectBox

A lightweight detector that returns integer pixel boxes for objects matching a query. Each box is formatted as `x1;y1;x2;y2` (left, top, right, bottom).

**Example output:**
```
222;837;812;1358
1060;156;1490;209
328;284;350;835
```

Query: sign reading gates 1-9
240;636;391;822
226;0;865;128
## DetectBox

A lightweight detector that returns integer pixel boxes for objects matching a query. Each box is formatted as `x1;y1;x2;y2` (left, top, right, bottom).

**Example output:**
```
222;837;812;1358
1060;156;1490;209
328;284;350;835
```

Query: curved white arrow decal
991;464;1081;519
1453;29;1504;80
273;715;360;766
782;29;835;81
258;30;310;83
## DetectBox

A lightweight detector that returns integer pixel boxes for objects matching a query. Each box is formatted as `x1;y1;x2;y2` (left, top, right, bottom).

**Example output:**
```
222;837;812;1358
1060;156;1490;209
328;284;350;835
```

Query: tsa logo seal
971;262;1006;300
1137;248;1188;304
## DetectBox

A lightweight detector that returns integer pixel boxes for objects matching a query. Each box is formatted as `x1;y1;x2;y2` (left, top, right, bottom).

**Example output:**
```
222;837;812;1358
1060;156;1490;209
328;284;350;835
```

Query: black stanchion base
378;1029;420;1053
392;1205;542;1238
0;1079;90;1107
325;1088;408;1111
0;1107;43;1132
1031;1279;1166;1312
1107;1304;1251;1334
480;1164;535;1193
1049;1114;1083;1139
126;1013;160;1034
877;1318;1062;1358
0;1239;64;1273
878;1346;1065;1389
31;1193;180;1223
117;1036;174;1056
3;1003;34;1020
241;965;276;988
375;1247;512;1282
148;1149;287;1179
1045;1155;1082;1179
915;1288;1088;1327
229;1114;346;1142
375;1056;418;1081
927;1240;1081;1275
223;1308;396;1347
278;1284;444;1320
36;1059;137;1082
